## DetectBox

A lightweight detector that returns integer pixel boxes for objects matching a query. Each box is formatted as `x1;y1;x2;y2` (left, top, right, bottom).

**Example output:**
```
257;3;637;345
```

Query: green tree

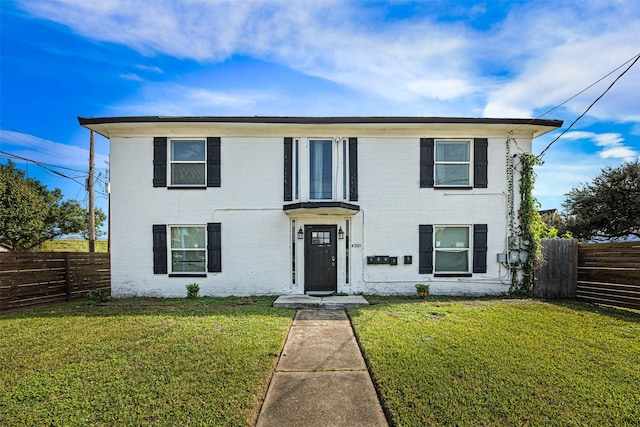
0;161;105;251
562;160;640;242
539;211;573;239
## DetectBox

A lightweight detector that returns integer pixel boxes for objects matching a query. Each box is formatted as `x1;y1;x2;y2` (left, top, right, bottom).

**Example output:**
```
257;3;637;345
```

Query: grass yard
0;297;293;426
33;239;109;252
349;297;640;427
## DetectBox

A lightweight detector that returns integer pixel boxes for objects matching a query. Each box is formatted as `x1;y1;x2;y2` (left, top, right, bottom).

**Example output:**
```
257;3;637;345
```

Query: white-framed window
434;226;470;273
170;139;206;186
309;139;333;199
435;140;471;186
170;225;206;273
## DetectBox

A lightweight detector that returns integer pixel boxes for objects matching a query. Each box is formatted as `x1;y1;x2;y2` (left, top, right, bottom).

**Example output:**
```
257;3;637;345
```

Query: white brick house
79;116;561;297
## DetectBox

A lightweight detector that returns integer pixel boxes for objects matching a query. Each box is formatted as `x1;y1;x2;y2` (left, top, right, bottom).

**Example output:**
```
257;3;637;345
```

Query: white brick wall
109;128;534;297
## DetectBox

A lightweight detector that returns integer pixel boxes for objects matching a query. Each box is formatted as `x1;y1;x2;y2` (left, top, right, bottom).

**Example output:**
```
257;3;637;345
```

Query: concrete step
273;295;369;310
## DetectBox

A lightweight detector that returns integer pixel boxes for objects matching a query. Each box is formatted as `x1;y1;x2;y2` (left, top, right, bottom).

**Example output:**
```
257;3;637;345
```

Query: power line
0;121;95;165
0;150;87;187
510;51;640;133
0;146;89;173
538;53;640;158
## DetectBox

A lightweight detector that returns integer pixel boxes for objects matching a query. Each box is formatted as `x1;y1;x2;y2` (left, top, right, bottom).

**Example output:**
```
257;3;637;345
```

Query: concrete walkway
256;309;388;427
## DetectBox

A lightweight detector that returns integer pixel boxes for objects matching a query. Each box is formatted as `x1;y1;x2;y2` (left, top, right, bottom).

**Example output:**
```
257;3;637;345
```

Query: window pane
435;227;469;248
435;164;469;186
310;140;332;199
171;250;206;272
311;231;330;245
172;163;205;185
171;227;206;249
436;141;470;162
171;140;205;161
435;250;468;272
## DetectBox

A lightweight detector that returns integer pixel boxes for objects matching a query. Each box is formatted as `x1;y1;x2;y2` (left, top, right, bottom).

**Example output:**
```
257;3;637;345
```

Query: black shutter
207;223;222;273
207;137;221;187
349;137;358;201
473;224;488;273
474;138;488;188
284;137;293;201
420;138;434;188
152;224;167;274
153;137;167;187
419;225;433;274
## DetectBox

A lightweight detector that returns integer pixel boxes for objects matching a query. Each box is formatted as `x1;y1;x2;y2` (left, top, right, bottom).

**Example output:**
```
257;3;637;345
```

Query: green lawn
33;239;109;252
349;297;640;426
0;297;293;426
3;296;638;426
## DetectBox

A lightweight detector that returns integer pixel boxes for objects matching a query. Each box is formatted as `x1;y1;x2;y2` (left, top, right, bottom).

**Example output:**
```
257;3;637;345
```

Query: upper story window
153;137;220;189
435;140;471;186
309;139;333;200
284;137;357;203
420;138;487;189
170;139;206;186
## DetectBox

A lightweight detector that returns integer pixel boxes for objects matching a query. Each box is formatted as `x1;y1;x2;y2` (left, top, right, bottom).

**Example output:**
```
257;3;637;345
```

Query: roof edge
78;115;563;128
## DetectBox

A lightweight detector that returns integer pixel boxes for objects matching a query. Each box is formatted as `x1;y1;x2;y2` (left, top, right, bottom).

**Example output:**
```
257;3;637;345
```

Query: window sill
434;186;473;190
167;186;207;190
169;273;207;278
434;273;473;277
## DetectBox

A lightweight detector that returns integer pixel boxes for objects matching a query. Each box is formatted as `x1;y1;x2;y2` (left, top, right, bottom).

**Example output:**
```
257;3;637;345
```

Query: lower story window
170;226;206;273
435;226;469;273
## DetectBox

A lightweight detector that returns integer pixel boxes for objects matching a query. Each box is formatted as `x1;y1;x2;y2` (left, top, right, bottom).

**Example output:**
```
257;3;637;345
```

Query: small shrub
415;283;430;298
186;283;200;299
86;289;111;304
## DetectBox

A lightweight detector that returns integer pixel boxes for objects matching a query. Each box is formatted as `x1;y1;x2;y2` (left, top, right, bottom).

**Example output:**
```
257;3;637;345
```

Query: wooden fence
534;239;578;299
576;242;640;310
0;252;110;312
535;240;640;310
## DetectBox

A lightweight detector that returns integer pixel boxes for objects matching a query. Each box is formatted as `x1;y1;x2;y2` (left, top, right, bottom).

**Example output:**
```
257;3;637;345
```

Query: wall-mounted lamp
338;226;344;239
297;227;304;239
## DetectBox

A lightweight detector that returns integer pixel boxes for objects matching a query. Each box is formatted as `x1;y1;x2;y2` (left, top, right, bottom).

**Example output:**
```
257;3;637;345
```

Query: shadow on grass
354;294;640;322
0;296;295;320
545;298;640;321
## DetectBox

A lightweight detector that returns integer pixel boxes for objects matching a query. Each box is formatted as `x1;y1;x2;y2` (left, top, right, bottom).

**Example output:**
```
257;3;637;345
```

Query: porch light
338;226;344;239
297;227;304;239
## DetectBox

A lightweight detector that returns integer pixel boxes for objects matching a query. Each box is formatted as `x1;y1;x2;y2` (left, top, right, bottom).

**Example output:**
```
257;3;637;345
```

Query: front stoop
273;295;369;310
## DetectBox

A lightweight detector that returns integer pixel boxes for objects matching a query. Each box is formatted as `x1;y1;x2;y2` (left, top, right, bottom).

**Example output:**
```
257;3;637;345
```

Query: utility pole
88;130;95;253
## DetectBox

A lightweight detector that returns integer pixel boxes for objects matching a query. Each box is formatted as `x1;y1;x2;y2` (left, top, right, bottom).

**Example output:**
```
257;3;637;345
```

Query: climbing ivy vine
511;152;543;295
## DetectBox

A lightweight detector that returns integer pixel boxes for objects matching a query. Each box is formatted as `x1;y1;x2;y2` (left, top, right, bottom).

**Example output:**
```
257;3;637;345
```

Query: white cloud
560;131;638;161
0;130;109;168
17;0;479;106
482;2;640;122
135;64;164;74
120;73;145;82
17;0;640;124
107;84;272;116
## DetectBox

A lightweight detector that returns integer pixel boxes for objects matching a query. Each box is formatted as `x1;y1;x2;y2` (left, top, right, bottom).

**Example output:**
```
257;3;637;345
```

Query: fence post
64;253;71;301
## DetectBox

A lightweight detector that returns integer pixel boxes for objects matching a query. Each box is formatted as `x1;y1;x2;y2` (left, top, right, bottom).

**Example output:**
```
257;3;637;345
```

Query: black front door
304;225;337;293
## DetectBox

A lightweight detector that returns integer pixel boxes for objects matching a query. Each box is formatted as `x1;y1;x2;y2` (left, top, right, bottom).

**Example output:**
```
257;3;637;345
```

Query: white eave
78;116;563;140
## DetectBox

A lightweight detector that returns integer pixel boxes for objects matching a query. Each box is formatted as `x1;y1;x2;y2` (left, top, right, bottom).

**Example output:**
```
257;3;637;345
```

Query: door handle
330;256;336;267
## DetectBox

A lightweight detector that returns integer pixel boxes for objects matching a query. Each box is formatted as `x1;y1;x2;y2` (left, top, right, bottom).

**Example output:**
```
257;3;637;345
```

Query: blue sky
1;0;639;236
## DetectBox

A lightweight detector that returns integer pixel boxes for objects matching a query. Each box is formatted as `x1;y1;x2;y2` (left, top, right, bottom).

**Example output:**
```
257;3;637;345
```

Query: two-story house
78;116;561;297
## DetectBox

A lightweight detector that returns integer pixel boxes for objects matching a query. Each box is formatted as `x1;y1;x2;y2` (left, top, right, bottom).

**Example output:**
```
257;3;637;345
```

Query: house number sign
351;243;362;248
